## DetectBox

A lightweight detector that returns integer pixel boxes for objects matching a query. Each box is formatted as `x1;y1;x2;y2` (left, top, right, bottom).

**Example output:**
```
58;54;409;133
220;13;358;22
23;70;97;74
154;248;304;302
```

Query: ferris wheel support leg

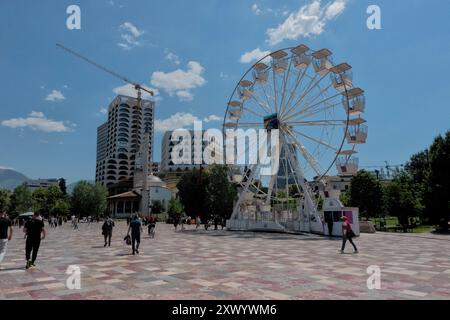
230;164;258;221
281;134;317;232
265;173;277;206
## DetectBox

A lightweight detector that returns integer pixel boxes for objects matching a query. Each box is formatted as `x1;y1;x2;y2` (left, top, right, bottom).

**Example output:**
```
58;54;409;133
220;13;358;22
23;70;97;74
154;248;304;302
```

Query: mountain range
0;168;29;190
0;168;94;192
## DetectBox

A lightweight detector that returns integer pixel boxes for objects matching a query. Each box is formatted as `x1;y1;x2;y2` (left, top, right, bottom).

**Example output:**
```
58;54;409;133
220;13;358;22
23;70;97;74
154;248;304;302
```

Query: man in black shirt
127;215;142;255
24;211;46;269
0;211;13;266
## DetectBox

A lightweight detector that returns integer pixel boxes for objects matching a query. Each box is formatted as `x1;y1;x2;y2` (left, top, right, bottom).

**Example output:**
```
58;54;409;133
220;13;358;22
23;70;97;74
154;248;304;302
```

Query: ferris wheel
223;44;367;233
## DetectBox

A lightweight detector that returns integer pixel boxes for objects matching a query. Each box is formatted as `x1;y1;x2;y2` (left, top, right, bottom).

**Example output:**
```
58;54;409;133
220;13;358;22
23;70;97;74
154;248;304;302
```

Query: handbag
123;234;131;245
347;229;356;238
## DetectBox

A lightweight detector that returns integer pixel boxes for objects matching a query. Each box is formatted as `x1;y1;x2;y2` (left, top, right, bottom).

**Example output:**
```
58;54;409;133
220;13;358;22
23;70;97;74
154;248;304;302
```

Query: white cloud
252;4;262;15
1;111;72;133
252;3;288;16
203;115;221;123
0;166;14;170
118;22;144;50
239;48;271;64
266;0;347;46
154;113;221;132
165;49;181;65
121;21;143;38
29;111;44;118
151;61;206;102
113;83;159;100
176;90;194;102
325;0;346;19
154;112;200;132
45;89;65;102
99;107;108;115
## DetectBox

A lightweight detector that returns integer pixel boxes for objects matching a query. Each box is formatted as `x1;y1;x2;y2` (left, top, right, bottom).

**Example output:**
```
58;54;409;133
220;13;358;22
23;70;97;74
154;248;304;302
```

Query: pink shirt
342;221;352;233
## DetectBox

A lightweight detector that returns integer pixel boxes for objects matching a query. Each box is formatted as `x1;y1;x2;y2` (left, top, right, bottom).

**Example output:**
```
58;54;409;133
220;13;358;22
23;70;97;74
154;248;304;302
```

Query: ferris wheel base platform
226;220;285;232
226;219;324;234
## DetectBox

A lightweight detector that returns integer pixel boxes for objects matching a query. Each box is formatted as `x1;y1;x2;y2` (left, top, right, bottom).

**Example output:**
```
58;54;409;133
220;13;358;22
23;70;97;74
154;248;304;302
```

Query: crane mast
57;43;154;217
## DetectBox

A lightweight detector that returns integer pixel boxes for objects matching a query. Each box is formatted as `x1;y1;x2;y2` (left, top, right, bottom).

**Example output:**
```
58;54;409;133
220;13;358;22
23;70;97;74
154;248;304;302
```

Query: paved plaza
0;221;450;300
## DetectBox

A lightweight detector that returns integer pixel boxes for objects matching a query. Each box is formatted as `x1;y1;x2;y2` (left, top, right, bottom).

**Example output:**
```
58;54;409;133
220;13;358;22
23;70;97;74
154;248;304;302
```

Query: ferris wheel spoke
235;122;264;127
289;128;339;151
282;72;328;119
284;129;323;177
232;136;261;166
283;92;342;122
299;82;334;113
295;101;341;121
272;67;279;114
286;120;346;126
259;82;276;114
249;93;272;115
278;59;293;117
281;65;309;118
242;105;266;118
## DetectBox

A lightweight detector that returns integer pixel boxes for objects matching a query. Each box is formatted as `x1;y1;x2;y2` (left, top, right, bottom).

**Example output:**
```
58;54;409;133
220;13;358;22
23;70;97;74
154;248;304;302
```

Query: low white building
107;174;173;218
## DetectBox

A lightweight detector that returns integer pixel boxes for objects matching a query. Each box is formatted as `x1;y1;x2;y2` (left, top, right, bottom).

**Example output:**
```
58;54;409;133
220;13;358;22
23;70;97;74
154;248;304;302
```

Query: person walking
325;214;334;239
196;216;201;229
221;217;226;230
148;216;156;238
0;211;13;266
340;216;358;254
102;216;115;247
24;211;46;269
127;215;142;255
72;216;78;230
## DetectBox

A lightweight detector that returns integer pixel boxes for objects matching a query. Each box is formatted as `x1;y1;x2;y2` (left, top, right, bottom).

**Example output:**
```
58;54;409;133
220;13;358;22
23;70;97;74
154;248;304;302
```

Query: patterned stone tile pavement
1;221;450;300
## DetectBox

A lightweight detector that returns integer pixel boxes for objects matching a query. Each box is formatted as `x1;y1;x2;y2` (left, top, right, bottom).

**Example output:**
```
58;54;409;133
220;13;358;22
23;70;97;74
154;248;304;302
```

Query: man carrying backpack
102;216;115;247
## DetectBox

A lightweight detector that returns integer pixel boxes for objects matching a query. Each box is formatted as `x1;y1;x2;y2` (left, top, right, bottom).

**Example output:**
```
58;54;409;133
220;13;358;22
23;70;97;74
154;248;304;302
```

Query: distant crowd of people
172;215;226;231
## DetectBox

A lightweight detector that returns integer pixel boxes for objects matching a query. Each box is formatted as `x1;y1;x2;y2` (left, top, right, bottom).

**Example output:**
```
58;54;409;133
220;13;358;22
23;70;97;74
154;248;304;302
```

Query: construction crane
360;162;404;180
56;43;154;217
56;43;154;98
384;161;404;179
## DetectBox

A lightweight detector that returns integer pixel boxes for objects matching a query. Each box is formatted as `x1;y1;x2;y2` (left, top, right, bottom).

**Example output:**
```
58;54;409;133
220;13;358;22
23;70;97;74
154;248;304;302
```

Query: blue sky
0;0;449;183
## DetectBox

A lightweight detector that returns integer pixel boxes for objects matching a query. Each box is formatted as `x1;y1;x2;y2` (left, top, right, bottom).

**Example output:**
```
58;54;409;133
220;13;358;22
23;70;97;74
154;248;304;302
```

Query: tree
167;198;184;221
51;198;71;216
383;171;423;230
0;189;11;212
426;131;450;231
71;181;107;217
205;165;237;220
348;170;383;220
340;190;351;207
58;178;67;196
10;184;33;215
177;168;210;219
31;186;71;217
32;186;61;215
151;200;164;214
